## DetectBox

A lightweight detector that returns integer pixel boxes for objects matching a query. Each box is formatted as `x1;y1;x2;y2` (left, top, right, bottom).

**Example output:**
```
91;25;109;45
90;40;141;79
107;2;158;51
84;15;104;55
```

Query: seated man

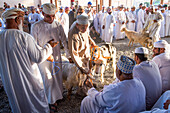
140;90;170;113
152;40;170;93
80;55;146;113
133;47;162;110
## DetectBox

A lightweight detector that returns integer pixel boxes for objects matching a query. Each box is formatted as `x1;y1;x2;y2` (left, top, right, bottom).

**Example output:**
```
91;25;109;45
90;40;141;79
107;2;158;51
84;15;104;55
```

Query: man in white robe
104;7;116;43
137;5;146;32
28;8;39;25
56;6;63;21
68;13;96;75
98;6;105;38
165;6;170;37
112;6;117;37
159;8;166;38
133;47;162;110
0;8;58;113
60;7;70;39
80;55;146;113
136;3;143;31
152;40;170;93
127;6;136;31
141;90;170;113
101;8;108;41
144;8;150;22
85;2;93;25
115;5;126;40
31;3;71;106
143;6;163;44
92;8;100;33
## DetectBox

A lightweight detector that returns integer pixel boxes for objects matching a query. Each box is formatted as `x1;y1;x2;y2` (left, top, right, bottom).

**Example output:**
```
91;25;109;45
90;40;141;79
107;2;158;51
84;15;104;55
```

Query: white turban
154;40;168;49
76;13;88;25
43;3;56;15
2;8;24;21
135;47;148;54
160;8;165;10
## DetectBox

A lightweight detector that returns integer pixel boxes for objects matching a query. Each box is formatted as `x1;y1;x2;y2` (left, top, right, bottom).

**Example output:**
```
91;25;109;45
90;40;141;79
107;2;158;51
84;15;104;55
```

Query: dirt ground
0;35;170;113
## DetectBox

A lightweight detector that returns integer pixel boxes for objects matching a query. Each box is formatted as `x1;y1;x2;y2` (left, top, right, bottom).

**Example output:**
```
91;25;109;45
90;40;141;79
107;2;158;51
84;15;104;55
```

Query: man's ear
76;23;78;27
160;48;165;53
118;69;122;77
15;17;20;24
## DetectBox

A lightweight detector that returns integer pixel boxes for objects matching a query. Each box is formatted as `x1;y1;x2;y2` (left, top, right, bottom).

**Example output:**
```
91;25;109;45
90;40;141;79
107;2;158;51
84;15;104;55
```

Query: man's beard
18;20;23;31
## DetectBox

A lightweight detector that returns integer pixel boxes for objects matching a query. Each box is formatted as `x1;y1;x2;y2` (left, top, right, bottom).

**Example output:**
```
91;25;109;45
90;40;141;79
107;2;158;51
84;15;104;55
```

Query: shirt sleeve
88;84;118;108
28;14;36;24
157;12;164;26
26;34;53;64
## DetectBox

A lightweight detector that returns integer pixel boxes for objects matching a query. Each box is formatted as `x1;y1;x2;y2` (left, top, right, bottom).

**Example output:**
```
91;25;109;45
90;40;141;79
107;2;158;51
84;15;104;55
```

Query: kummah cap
142;4;146;7
117;55;136;74
154;40;168;49
2;8;24;20
76;13;88;25
107;6;112;11
43;3;56;15
131;6;135;9
135;47;149;54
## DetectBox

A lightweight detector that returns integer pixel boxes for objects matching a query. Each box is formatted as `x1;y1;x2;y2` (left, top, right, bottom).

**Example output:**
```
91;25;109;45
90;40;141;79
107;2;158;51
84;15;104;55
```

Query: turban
120;5;124;8
76;13;88;25
160;8;165;10
2;8;24;21
154;40;168;49
88;2;92;5
117;55;136;74
43;3;56;15
135;47;148;54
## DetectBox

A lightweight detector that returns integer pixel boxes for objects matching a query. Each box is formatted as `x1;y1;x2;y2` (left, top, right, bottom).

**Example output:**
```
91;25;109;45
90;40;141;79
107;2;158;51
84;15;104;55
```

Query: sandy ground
0;35;170;113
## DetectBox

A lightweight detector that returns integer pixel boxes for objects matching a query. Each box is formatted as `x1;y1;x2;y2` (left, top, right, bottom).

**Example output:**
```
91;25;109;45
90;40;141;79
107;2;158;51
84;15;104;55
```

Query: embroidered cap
117;55;136;74
43;3;56;15
135;47;149;54
76;13;88;25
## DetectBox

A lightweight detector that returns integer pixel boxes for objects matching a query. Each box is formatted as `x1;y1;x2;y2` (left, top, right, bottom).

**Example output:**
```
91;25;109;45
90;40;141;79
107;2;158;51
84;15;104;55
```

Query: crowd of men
0;1;170;113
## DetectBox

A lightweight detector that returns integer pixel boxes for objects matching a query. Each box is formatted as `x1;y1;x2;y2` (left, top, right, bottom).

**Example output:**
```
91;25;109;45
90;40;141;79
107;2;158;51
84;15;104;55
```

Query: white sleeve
28;14;35;24
27;35;53;64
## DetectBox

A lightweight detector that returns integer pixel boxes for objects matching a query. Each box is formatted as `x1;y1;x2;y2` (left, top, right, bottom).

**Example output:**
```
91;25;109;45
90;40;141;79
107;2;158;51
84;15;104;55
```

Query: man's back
153;53;170;93
133;61;162;110
0;29;50;113
88;78;146;113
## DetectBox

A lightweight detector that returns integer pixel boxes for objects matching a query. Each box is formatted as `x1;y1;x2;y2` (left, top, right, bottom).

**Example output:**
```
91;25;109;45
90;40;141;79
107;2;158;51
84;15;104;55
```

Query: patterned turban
117;55;136;74
2;8;24;21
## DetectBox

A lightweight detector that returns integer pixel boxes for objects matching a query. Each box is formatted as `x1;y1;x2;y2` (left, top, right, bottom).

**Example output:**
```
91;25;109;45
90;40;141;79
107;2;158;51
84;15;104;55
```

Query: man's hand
131;20;135;23
85;79;93;88
164;100;170;109
68;58;74;63
47;39;59;48
102;25;105;29
47;55;54;62
153;20;157;23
